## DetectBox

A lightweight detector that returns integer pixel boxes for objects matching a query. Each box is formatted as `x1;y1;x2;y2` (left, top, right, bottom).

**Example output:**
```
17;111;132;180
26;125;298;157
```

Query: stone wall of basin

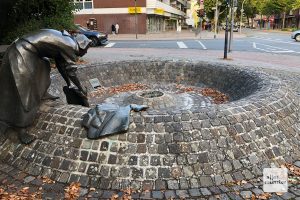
50;60;265;103
0;60;299;190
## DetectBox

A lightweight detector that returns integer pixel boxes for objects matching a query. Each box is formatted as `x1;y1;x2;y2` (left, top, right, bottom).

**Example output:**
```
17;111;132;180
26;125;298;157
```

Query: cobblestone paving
0;60;299;199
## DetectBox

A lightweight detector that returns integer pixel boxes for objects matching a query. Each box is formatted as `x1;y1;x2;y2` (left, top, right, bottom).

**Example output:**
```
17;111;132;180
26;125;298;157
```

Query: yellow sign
128;7;142;14
154;8;164;15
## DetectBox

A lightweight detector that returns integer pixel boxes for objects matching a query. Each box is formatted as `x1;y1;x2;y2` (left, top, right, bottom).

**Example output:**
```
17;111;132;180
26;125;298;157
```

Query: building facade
74;0;189;34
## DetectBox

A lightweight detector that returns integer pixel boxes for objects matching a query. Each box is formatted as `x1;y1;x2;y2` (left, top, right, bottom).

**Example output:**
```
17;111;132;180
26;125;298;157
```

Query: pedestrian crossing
104;40;208;50
102;38;299;55
177;41;188;49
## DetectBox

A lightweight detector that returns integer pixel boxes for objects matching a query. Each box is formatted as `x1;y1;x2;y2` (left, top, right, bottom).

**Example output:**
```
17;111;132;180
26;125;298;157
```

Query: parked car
291;30;300;42
75;24;108;47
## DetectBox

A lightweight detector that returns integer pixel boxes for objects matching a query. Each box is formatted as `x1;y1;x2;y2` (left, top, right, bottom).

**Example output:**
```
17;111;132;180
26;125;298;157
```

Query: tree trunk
260;14;262;29
282;11;286;29
247;16;250;27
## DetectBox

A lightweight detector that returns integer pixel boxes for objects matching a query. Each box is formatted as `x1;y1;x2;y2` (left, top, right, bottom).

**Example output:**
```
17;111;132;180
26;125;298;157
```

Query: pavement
108;29;246;41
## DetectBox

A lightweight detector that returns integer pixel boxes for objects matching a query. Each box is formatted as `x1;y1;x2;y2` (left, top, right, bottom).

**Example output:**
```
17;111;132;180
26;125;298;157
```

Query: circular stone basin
1;60;299;192
138;90;164;98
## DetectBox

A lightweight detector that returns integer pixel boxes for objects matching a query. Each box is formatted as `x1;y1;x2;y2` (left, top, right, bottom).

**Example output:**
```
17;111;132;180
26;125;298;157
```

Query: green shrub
0;0;76;44
281;28;293;32
3;15;75;44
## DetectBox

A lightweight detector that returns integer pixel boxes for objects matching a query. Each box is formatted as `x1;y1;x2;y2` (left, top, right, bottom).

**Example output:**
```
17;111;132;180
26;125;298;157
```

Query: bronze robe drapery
0;29;80;128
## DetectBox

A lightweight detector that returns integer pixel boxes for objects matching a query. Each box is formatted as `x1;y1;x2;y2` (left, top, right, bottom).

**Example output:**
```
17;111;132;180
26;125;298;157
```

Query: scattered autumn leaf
0;186;42;200
285;163;300;176
110;193;119;200
256;193;271;199
41;176;55;184
64;182;81;200
176;84;229;104
90;83;149;97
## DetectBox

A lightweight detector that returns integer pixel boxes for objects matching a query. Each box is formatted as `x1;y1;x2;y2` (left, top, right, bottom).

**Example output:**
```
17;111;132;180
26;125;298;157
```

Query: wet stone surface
0;60;300;199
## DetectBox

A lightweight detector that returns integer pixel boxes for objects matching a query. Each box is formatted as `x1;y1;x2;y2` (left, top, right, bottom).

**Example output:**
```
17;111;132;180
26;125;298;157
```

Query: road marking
253;42;271;52
177;41;188;48
252;42;295;53
105;43;115;48
196;40;207;49
250;36;300;46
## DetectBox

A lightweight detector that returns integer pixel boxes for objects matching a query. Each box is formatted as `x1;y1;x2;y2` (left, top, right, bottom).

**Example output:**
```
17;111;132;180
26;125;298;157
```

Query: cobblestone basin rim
0;60;299;191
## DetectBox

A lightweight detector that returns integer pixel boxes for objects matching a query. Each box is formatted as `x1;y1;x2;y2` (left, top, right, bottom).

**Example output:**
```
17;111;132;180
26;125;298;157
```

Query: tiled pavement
1;60;300;199
0;161;299;199
1;32;300;199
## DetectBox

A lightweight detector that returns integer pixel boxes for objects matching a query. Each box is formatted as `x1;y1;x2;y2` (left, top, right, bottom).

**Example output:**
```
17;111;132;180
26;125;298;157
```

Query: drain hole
139;91;164;98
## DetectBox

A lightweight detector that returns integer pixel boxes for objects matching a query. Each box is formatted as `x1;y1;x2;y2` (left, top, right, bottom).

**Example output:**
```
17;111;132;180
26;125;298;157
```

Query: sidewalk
108;29;246;41
251;28;293;34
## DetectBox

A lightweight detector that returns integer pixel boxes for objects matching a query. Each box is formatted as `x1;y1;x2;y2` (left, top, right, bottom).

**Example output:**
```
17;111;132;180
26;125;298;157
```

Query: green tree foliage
292;0;300;9
203;0;228;23
0;0;76;44
235;0;258;27
261;0;294;28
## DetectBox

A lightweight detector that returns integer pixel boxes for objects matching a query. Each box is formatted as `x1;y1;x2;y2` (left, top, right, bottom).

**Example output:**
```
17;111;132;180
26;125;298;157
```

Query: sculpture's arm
65;64;87;95
55;57;71;87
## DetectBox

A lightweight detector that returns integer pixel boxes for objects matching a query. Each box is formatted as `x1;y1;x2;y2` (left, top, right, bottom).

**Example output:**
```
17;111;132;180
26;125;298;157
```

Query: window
74;0;93;9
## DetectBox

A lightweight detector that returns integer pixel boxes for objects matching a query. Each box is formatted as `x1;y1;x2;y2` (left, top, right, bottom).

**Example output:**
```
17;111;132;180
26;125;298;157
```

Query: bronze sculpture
0;29;91;144
82;104;148;139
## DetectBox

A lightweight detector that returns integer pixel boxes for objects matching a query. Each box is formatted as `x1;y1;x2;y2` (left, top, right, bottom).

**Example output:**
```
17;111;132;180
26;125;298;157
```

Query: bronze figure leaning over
0;29;91;144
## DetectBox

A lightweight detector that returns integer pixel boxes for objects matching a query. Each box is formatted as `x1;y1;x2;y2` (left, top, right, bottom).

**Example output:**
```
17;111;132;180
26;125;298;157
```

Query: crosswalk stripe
196;40;207;50
105;43;115;48
253;42;295;53
250;36;300;46
177;41;188;48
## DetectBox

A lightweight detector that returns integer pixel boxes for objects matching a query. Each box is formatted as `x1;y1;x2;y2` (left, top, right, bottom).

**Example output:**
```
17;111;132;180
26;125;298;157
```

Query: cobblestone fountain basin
0;60;299;191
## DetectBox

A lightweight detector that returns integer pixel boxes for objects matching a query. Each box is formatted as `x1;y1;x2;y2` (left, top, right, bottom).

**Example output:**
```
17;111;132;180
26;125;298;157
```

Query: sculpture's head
73;33;92;57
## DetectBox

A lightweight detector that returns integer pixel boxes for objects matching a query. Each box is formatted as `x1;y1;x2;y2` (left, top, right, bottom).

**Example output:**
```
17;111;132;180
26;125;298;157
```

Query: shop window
74;0;93;9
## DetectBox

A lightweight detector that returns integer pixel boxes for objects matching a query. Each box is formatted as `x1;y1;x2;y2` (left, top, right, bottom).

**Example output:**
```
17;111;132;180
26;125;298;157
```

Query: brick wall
74;14;147;34
93;0;146;8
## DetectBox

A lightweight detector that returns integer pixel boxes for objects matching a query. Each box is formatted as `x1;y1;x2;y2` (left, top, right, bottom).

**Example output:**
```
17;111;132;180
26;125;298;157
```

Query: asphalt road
104;30;300;56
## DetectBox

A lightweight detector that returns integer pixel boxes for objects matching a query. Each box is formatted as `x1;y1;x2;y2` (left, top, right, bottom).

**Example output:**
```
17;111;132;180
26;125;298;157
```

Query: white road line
252;42;295;53
196;40;207;50
272;50;295;53
105;42;116;48
257;42;293;51
177;41;188;48
250;36;300;46
253;42;271;52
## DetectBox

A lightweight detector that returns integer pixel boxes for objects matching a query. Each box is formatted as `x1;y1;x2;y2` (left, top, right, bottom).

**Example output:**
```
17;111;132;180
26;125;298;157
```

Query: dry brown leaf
64;182;81;200
110;194;119;200
41;176;55;184
285;163;300;176
256;193;271;200
89;83;149;97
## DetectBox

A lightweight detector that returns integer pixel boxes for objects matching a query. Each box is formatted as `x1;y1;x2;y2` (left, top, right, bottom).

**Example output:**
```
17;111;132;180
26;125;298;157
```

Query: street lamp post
224;0;230;59
228;0;234;52
239;0;246;34
135;0;138;39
